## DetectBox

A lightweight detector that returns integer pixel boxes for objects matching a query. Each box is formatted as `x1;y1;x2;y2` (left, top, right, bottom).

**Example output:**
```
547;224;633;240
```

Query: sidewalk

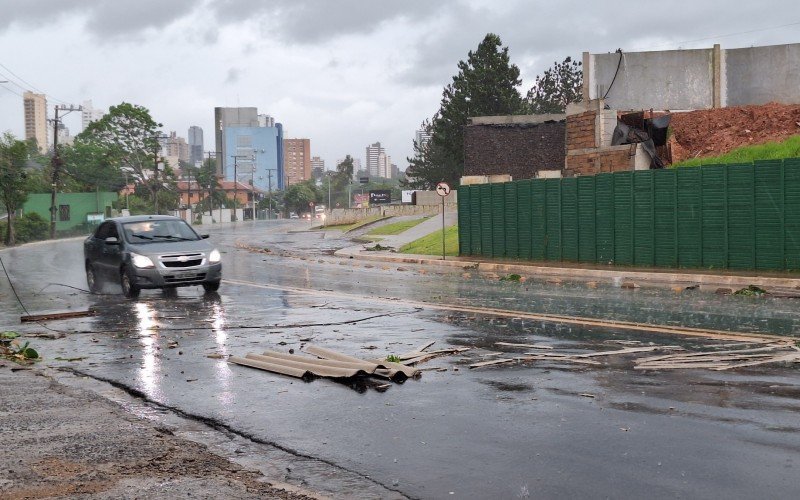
334;216;800;291
0;365;313;500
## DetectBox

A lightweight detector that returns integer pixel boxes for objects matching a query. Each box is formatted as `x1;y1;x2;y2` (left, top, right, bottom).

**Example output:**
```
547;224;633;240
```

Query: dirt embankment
668;102;800;163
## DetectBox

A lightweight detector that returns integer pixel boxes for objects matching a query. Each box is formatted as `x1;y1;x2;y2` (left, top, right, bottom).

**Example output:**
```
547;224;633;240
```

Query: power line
0;60;70;104
631;20;800;52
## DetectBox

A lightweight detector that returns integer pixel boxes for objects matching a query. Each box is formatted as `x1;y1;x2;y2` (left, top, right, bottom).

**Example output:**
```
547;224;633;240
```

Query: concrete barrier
327;204;453;226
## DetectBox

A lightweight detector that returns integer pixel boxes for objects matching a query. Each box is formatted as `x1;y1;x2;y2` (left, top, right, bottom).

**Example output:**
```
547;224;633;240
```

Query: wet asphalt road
2;220;800;499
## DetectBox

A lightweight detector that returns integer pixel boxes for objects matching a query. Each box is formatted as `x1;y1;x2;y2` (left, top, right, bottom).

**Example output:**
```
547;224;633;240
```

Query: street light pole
230;154;249;222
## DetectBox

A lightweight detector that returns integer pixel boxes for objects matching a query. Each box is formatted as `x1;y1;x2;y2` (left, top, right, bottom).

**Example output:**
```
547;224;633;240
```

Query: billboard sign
369;190;391;204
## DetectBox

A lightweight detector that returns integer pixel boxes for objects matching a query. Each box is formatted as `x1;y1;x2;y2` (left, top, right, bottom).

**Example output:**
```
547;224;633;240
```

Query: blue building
215;107;285;192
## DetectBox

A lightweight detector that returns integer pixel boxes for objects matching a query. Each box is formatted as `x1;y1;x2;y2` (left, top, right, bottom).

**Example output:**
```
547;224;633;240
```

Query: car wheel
202;281;221;292
120;267;141;298
86;263;101;294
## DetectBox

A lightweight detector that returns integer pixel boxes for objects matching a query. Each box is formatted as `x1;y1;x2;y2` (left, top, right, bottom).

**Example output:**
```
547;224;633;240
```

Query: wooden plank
495;342;554;350
637;344;791;363
20;309;96;322
572;346;682;358
469;358;515;369
522;355;602;366
714;353;800;371
634;362;730;370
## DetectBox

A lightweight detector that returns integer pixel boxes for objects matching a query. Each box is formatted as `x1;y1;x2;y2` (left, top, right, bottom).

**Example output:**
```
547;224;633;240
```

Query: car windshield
122;220;199;243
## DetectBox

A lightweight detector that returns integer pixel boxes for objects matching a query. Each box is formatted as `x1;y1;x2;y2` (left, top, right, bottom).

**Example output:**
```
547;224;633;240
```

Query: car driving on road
83;215;222;298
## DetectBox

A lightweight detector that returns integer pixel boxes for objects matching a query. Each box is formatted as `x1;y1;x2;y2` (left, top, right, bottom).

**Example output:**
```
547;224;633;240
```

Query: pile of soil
667;102;800;163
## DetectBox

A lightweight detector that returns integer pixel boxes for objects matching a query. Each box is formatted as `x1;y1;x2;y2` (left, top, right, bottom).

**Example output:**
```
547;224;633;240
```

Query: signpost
435;182;451;260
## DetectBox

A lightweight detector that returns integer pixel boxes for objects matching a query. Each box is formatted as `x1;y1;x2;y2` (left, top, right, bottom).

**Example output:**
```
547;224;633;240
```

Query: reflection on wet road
1;221;799;499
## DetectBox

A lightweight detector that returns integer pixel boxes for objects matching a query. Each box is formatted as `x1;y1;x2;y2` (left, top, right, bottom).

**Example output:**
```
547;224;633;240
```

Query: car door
93;221;122;278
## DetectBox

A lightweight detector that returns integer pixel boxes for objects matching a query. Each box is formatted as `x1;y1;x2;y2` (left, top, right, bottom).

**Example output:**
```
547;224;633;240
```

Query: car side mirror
201;234;210;239
105;236;120;245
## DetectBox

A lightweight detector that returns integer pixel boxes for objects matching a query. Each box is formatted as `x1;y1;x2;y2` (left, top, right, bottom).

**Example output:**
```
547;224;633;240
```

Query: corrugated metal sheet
595;173;615;264
785;159;800;270
577;176;596;262
727;164;755;269
677;168;702;268
701;165;727;268
532;180;546;260
479;184;493;257
633;170;655;266
654;170;678;267
458;186;471;256
754;160;783;270
561;178;579;261
491;183;506;257
468;185;482;255
517;180;533;259
505;182;519;259
545;179;561;260
614;172;633;265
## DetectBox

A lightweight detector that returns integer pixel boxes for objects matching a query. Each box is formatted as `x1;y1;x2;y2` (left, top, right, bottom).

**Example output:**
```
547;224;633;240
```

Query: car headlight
209;249;221;263
131;253;155;269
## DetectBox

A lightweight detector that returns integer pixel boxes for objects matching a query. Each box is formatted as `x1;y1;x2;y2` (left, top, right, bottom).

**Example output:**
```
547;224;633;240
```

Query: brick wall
463;121;565;180
564;145;635;176
565;110;597;150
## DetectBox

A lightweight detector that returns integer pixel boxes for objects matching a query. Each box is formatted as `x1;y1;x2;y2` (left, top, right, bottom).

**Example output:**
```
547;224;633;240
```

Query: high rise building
81;100;105;132
23;91;48;153
214;107;284;191
258;114;275;127
415;128;432;149
166;131;190;165
365;142;385;178
188;126;204;166
283;139;311;185
377;152;391;179
311;156;325;180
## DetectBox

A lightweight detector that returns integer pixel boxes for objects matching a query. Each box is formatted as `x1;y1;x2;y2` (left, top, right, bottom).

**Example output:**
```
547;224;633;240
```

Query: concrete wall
414;190;457;206
586;43;800;110
23;192;117;231
589;48;714;110
326;204;445;226
726;44;800;106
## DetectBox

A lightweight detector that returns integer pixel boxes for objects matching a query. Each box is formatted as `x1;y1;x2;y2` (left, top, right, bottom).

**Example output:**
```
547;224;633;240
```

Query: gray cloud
0;0;194;40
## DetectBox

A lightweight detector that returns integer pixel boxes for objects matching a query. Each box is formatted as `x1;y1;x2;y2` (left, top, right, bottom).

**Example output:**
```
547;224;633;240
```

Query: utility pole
205;151;216;217
230;155;249;222
49;104;81;239
152;134;168;214
266;170;273;219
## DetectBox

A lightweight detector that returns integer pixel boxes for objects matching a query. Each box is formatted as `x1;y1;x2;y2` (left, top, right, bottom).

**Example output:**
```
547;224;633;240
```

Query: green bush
0;212;50;244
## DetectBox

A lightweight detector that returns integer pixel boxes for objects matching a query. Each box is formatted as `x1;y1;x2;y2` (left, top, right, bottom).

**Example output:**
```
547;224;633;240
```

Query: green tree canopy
405;33;527;189
526;56;583;114
0;132;32;245
283;180;318;216
77;102;164;211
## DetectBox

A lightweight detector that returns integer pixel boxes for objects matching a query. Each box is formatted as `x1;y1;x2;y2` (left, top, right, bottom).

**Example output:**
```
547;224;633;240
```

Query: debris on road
495;342;553;350
734;285;767;296
20;308;96;322
634;343;800;371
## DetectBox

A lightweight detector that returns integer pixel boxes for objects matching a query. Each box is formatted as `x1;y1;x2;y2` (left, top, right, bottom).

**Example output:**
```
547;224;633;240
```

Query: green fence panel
727;164;756;269
545;179;562;260
504;182;519;259
633;170;655;266
479;184;493;257
700;165;727;268
561;178;579;261
458;186;471;256
468;185;482;255
577;176;596;263
613;171;634;265
653;170;678;267
676;167;702;268
532;179;547;260
516;180;533;260
491;183;506;258
785;159;800;270
754;160;784;270
595;173;615;264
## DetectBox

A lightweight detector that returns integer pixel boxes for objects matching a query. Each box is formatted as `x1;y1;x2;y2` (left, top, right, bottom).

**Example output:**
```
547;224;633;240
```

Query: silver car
83;215;222;298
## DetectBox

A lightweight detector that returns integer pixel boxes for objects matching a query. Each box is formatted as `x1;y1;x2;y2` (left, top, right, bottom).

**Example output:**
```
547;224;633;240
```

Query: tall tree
195;157;221;216
60;139;124;192
526;56;583;114
0;133;31;245
77;102;164;212
405;33;527;189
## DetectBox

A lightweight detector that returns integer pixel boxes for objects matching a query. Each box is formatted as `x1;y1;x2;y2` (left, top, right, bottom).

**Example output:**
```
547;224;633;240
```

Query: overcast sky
0;0;798;170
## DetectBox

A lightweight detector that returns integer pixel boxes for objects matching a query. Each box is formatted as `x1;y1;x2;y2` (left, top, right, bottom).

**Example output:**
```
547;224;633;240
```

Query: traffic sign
436;182;451;197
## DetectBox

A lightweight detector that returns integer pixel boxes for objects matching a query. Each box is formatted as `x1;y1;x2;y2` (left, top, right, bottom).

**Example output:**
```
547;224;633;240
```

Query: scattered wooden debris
20;309;96;322
495;342;553;350
469;358;515;369
634;342;800;371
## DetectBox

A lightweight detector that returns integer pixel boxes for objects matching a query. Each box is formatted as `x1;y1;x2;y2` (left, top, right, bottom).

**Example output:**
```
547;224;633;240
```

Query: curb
334;247;800;290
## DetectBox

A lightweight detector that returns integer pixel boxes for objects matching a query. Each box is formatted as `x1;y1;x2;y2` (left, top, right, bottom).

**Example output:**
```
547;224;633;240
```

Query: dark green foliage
526;56;583;114
0;132;31;245
406;34;527;189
